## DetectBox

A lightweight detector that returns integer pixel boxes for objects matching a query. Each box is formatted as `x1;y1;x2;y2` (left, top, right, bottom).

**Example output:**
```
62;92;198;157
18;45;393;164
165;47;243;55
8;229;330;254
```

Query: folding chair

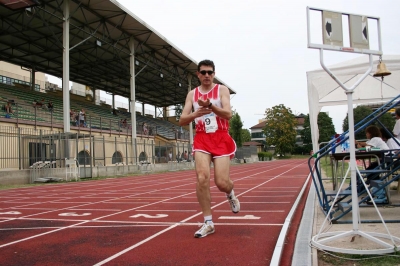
65;158;79;181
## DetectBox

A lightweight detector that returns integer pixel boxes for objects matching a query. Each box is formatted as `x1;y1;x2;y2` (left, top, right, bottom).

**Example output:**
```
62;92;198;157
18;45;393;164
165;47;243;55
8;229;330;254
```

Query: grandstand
0;82;188;139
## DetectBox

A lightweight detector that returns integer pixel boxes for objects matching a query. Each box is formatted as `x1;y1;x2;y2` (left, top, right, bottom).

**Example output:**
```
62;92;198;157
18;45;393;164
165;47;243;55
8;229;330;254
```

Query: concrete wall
0;159;248;185
0;169;30;185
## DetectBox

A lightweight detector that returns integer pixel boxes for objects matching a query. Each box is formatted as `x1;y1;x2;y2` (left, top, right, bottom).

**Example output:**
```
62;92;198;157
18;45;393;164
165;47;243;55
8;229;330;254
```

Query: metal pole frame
310;49;400;255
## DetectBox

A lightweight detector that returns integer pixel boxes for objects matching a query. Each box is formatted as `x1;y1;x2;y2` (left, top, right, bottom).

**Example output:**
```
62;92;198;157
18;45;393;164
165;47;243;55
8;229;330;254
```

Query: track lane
0;159;309;265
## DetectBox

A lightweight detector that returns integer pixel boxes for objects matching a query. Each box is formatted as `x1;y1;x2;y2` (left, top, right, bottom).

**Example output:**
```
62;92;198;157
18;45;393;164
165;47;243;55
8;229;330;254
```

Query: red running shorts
193;131;237;159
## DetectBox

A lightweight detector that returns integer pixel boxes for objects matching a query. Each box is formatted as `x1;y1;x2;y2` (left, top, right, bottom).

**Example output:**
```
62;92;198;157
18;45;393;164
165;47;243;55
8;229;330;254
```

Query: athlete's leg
213;156;233;194
214;156;240;213
195;151;213;216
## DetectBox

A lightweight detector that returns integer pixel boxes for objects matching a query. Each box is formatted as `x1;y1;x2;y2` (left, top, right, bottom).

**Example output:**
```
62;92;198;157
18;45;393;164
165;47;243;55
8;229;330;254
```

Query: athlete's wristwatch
208;102;212;108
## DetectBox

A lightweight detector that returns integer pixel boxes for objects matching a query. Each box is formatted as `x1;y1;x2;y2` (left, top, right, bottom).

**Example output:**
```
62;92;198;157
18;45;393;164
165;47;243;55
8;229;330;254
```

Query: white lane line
134;210;197;212
127;197;172;199
0;221;284;229
161;202;216;204
0;197;30;199
78;197;120;199
66;209;121;211
249;191;298;193
4;208;57;210
239;202;291;204
213;210;284;212
35;197;73;199
243;196;294;197
0;224;168;230
257;187;300;188
1;202;48;204
270;168;312;266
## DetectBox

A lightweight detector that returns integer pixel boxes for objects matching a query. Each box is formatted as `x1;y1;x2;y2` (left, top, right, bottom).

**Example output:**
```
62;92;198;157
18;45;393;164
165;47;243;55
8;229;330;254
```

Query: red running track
0;159;310;266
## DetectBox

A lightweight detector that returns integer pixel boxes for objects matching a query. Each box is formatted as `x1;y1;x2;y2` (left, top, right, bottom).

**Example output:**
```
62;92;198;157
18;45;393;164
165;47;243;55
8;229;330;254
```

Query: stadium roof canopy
0;0;235;108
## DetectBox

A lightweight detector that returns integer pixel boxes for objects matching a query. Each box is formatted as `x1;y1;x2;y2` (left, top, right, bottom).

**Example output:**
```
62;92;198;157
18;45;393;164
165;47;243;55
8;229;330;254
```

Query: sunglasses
199;70;214;75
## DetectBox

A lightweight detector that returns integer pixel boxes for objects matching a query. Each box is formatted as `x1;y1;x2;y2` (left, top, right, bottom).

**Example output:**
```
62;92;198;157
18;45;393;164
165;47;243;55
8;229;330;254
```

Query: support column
142;103;145;116
129;36;137;164
112;94;115;110
62;0;71;134
92;88;96;103
187;74;193;146
31;66;35;91
163;107;167;119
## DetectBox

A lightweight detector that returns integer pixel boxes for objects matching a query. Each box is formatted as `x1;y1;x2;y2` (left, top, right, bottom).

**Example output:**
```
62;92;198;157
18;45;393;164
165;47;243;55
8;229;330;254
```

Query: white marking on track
214;210;284;213
0;211;21;215
219;215;261;220
162;202;215;204
59;212;92;216
67;209;121;211
243;195;294;197
130;214;168;218
251;190;298;193
239;201;290;203
135;210;196;212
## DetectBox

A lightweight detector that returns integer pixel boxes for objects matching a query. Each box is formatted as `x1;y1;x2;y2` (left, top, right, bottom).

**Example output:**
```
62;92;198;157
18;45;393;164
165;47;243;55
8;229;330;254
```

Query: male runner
179;59;240;238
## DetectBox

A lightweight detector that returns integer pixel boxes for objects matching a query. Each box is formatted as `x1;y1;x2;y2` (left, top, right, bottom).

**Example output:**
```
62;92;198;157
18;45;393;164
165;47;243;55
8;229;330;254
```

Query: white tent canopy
307;54;400;152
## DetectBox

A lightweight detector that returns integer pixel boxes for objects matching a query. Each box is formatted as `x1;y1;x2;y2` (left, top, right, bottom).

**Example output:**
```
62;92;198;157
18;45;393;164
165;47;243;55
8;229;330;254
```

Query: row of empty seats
0;83;189;140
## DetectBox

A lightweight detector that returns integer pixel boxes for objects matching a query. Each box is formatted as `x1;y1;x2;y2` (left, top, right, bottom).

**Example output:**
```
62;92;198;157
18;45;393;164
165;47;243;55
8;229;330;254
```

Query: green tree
342;106;395;140
263;104;297;155
302;112;336;145
229;110;243;147
241;129;251;143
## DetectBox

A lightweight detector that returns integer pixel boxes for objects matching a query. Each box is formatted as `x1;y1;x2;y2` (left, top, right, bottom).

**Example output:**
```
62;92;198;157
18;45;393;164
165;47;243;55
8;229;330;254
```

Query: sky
48;0;400;133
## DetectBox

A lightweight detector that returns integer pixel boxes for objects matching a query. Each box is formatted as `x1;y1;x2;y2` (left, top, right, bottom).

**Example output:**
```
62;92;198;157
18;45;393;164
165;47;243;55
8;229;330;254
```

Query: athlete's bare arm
179;90;212;126
209;85;232;120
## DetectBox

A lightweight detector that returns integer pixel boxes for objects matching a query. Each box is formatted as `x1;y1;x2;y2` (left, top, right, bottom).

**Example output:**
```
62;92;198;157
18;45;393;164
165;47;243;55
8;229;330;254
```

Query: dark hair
198;59;215;72
365;125;381;138
380;127;393;140
395;107;400;117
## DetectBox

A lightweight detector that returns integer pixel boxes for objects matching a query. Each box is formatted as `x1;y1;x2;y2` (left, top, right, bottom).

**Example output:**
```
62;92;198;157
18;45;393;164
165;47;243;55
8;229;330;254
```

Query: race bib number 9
204;113;217;133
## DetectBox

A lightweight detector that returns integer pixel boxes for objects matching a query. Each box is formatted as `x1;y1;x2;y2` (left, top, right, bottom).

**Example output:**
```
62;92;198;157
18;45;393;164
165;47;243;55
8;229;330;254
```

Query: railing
308;94;400;222
1;101;190;140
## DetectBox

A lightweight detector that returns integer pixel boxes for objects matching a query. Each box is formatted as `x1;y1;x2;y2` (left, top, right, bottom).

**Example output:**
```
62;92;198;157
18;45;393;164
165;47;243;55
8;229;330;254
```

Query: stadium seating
0;83;188;140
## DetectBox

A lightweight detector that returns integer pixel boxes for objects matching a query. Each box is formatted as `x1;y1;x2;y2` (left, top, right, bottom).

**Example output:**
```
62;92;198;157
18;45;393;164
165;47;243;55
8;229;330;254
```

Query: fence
235;146;258;159
0;125;192;179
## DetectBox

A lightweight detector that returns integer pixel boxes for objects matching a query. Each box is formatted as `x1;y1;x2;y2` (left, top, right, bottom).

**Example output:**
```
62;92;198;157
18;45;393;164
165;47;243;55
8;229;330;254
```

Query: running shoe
194;221;215;238
227;194;240;213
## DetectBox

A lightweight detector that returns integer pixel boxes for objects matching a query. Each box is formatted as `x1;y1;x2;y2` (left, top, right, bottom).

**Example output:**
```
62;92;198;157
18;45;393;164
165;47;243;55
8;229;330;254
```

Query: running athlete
179;59;240;238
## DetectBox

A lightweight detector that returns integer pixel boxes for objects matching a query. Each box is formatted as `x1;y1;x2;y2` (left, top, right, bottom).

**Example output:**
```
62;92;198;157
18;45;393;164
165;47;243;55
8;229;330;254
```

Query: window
112;151;123;164
139;151;147;162
77;150;90;165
